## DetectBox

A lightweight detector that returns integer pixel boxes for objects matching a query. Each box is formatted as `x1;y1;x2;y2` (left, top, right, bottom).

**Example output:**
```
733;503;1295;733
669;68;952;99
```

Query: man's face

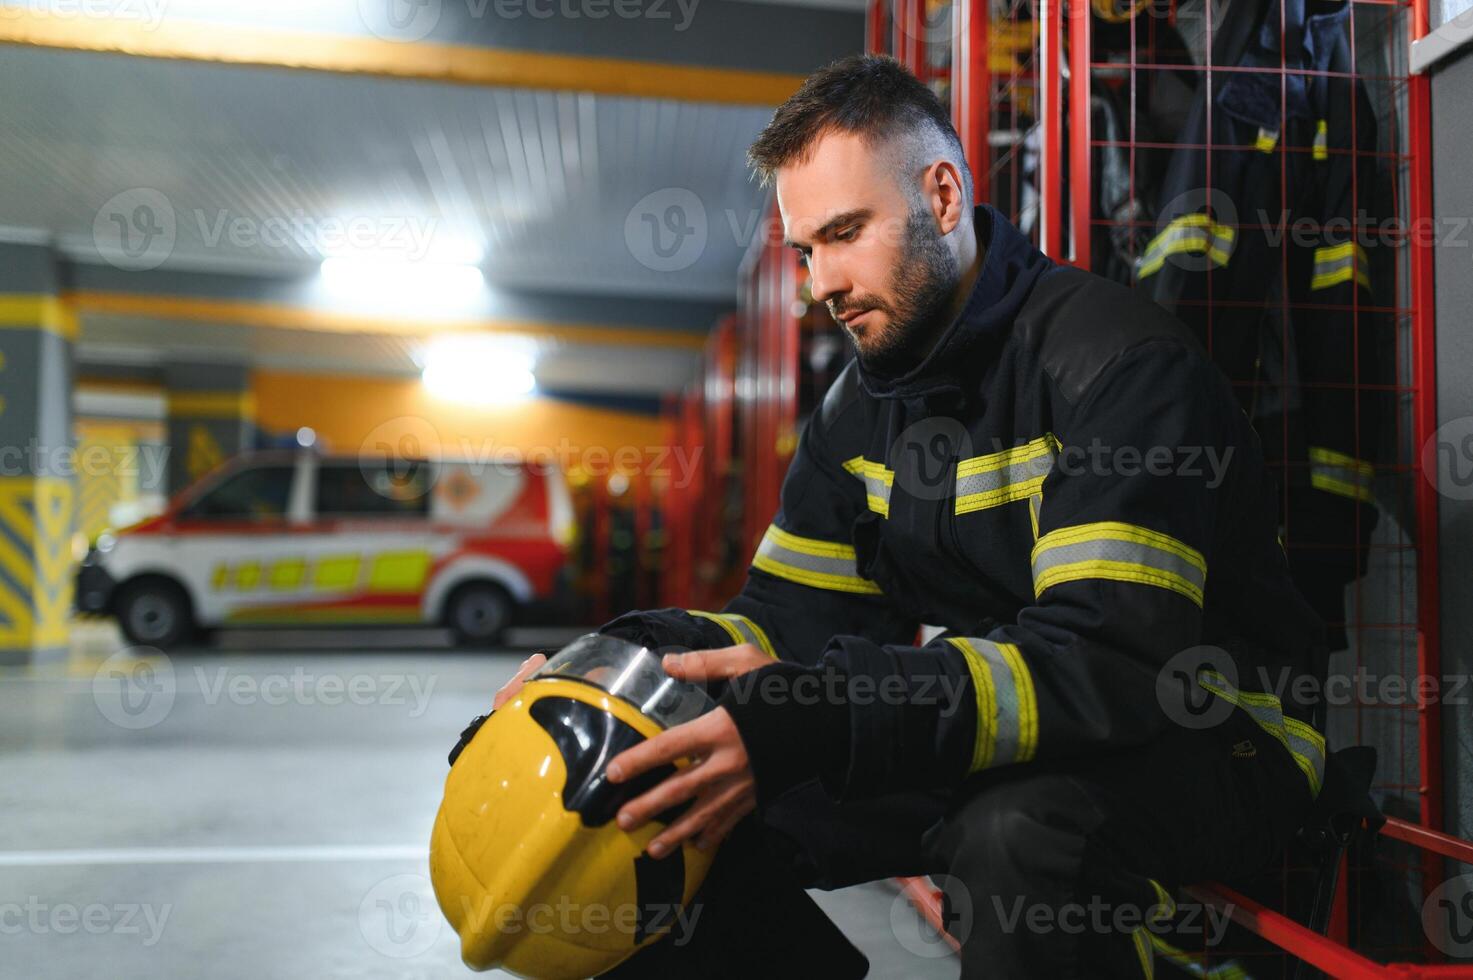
776;130;960;377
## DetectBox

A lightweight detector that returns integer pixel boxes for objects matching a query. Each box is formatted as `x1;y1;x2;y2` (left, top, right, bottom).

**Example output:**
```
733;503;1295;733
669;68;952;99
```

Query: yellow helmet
430;634;718;978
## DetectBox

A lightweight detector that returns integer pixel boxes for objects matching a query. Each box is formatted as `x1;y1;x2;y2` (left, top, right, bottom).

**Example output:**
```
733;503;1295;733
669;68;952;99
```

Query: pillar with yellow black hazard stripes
0;242;76;665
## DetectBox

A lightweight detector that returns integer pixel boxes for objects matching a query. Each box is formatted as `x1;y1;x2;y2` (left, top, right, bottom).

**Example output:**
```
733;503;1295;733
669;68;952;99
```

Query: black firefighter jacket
600;205;1329;808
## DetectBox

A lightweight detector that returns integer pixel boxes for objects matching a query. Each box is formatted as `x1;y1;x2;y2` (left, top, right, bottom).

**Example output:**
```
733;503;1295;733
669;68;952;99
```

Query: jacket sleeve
723;340;1239;800
597;384;919;667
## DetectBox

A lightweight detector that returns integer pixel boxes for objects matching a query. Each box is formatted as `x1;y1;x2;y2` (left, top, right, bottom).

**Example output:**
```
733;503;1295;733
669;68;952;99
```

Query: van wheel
116;579;195;651
446;583;514;648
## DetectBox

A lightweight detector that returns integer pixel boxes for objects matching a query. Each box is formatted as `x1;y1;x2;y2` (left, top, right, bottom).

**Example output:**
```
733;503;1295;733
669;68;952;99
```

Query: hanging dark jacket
600;205;1329;808
1136;0;1389;649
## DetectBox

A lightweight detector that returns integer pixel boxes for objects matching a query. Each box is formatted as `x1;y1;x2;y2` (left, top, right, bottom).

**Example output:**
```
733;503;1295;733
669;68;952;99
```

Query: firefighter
498;56;1328;978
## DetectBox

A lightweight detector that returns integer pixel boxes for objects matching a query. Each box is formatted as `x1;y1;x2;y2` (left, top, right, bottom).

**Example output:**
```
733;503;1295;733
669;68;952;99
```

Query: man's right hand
492;652;548;710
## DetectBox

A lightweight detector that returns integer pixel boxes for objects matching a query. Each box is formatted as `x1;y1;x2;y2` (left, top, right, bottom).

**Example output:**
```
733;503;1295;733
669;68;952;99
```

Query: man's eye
835;226;859;242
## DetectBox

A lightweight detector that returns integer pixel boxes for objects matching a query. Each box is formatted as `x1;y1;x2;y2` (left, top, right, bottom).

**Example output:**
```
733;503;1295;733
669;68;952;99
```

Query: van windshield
182;465;293;520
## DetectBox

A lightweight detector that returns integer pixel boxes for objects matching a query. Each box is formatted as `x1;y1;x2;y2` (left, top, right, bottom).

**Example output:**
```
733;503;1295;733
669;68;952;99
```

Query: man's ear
926;159;970;236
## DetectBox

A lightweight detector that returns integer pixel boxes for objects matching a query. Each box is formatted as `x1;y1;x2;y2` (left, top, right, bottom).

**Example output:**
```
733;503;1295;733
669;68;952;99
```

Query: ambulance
75;450;576;649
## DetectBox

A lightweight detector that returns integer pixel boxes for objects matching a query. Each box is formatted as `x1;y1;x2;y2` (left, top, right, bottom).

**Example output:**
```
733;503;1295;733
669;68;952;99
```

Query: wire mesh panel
875;0;1456;969
1067;0;1444;971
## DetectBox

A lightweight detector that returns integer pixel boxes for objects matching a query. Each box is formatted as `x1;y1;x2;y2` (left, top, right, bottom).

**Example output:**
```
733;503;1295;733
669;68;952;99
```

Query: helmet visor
531;633;715;728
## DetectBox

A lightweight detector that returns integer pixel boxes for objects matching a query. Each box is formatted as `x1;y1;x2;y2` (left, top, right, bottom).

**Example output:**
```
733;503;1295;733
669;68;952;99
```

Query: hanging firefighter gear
1136;0;1390;650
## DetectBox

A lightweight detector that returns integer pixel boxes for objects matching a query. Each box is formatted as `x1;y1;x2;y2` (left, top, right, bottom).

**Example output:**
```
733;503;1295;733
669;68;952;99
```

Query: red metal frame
896;805;1473;976
1038;0;1063;258
1406;0;1442;839
1067;0;1090;269
880;0;1465;971
949;0;989;204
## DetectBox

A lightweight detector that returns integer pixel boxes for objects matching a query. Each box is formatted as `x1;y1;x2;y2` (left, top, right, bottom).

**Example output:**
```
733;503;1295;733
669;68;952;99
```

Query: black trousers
602;706;1312;980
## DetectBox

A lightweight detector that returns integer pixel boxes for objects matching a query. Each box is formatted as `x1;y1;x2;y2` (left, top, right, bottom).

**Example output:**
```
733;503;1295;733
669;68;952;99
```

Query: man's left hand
605;644;771;857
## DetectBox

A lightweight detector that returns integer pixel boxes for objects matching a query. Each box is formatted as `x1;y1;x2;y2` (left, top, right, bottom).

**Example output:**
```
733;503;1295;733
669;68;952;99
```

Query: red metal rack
876;0;1467;973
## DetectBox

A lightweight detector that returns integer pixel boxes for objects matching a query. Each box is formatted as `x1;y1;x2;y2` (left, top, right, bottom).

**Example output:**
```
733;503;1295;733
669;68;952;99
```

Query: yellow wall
253;371;671;479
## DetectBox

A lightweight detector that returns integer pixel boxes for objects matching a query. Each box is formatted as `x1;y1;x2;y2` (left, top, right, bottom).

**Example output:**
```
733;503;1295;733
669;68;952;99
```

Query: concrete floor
0;623;957;979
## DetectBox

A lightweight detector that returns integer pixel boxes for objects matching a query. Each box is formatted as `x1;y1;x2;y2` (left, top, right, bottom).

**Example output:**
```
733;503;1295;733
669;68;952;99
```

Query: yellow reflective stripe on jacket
946;636;1039;771
687;610;777;659
1031;522;1207;607
1310;241;1370;291
1197;669;1326;798
1255;127;1278;153
842;455;894;517
1147;879;1175;922
1133;926;1155;980
1313;119;1329;161
1137;214;1236;280
685;610;776;658
1309;445;1375;503
955;434;1059;515
1147;931;1250;979
752;525;883;596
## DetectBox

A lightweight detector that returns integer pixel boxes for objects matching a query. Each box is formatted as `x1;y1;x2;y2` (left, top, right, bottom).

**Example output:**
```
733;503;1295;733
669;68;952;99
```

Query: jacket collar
854;204;1055;405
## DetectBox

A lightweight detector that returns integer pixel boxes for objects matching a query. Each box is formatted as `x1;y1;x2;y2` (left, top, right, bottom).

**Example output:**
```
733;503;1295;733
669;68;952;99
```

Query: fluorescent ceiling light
421;335;536;405
319;257;485;305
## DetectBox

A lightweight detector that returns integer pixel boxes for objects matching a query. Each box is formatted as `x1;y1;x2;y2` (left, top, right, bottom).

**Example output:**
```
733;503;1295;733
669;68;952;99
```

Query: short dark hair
747;54;971;200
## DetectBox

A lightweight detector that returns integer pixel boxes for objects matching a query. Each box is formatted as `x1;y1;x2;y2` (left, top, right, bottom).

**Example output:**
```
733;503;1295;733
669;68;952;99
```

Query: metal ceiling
0;45;777;301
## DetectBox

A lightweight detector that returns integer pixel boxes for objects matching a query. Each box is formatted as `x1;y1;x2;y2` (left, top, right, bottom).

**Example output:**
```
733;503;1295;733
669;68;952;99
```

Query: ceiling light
421;335;536;405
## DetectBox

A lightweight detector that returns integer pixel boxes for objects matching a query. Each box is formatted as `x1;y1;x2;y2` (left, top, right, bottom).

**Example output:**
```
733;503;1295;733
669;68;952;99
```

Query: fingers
614;763;707;834
491;652;548;710
693;797;754;853
606;716;707;786
663;644;768;682
647;777;753;857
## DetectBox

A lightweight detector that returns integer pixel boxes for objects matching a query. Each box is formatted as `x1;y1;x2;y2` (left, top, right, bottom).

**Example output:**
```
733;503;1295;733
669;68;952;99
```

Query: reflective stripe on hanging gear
1309;241;1371;291
1136;214;1237;280
1308;445;1375;502
1313;119;1329;161
1030;521;1207;607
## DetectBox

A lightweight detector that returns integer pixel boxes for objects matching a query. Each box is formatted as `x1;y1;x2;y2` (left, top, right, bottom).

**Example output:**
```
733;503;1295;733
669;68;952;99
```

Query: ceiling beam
0;6;807;105
66;290;709;351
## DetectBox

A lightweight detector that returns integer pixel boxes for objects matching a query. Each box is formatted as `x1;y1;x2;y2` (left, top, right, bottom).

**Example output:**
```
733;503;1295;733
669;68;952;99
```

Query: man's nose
807;252;850;306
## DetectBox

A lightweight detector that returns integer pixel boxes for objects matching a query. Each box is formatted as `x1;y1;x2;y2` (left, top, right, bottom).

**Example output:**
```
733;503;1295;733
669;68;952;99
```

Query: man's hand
492;652;547;710
606;644;773;857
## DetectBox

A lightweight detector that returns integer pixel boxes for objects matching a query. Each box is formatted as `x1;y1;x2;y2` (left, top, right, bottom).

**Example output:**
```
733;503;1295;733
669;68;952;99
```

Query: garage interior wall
1430;44;1473;846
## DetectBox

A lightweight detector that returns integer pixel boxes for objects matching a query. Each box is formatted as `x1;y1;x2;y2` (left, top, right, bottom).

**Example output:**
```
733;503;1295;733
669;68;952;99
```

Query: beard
830;206;959;379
